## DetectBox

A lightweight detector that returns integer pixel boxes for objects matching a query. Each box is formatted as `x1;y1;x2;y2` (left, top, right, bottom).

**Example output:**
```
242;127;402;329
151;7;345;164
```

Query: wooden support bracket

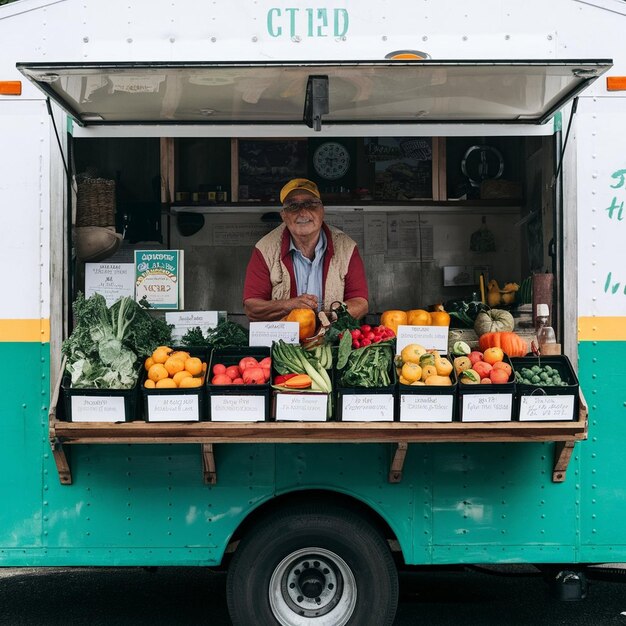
388;442;408;483
202;443;217;485
50;438;72;485
553;441;576;483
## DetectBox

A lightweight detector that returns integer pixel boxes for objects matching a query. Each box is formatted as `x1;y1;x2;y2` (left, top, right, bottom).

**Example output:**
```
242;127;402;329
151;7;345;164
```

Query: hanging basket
76;177;116;227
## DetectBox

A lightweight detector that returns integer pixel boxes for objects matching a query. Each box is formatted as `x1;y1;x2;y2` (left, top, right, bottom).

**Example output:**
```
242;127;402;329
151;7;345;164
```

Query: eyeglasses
282;200;323;213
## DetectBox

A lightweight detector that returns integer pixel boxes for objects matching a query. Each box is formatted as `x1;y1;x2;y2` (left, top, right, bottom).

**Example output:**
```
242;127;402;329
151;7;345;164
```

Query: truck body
1;0;625;623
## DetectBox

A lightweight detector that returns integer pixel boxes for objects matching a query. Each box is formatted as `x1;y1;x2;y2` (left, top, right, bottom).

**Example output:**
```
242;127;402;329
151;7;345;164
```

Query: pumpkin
406;309;431;326
474;309;515;335
283;308;316;340
478;331;528;357
380;310;408;335
430;310;451;327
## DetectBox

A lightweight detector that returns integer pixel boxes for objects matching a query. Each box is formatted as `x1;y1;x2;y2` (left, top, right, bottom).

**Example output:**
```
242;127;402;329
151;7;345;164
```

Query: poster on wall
85;263;135;306
134;250;184;310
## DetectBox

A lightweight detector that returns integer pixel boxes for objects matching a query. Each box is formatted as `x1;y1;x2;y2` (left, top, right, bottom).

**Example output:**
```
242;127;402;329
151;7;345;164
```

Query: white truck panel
576;95;626;318
0;99;50;319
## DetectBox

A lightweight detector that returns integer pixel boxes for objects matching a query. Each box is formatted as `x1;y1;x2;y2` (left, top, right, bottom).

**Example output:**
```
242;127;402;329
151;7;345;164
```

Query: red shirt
243;223;368;303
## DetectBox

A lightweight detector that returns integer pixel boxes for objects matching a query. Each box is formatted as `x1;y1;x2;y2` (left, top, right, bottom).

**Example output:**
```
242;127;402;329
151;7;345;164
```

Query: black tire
226;502;398;626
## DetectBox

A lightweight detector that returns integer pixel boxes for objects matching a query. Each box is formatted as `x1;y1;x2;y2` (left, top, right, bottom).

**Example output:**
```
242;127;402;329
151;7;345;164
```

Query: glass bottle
536;304;556;350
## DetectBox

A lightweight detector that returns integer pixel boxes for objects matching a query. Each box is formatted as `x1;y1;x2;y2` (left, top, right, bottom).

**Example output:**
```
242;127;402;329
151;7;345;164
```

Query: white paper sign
85;263;135;306
396;325;449;353
166;311;219;343
71;396;126;422
147;394;200;421
399;394;454;422
461;393;513;422
275;393;328;421
210;395;266;422
518;395;575;421
249;322;299;347
341;394;394;422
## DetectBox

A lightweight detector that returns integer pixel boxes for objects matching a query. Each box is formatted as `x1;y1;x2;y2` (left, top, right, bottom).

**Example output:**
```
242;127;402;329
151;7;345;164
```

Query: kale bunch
62;293;173;389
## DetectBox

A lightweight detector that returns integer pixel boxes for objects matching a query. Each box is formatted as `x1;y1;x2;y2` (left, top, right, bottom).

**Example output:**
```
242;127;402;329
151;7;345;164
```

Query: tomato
360;338;372;347
232;377;244;385
262;367;271;382
352;340;360;349
239;357;259;371
212;363;226;376
350;329;362;339
212;374;232;385
242;367;265;385
225;365;241;380
259;357;272;369
360;324;371;333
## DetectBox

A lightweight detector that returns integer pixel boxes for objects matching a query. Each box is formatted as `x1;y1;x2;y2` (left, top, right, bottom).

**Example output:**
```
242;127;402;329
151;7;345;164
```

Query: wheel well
223;489;402;565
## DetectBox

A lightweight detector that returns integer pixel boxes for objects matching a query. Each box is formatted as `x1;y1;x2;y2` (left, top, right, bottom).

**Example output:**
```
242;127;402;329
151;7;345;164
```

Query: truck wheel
226;503;398;626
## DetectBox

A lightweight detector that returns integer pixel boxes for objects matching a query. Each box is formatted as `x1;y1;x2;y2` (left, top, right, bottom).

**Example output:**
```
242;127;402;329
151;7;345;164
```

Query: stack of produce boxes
141;346;208;421
395;323;456;422
271;340;333;422
511;355;580;421
206;347;271;421
335;324;397;422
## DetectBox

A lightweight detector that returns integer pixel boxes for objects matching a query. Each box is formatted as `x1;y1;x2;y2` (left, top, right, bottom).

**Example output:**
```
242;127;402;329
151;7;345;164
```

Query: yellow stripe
0;319;50;342
578;316;626;341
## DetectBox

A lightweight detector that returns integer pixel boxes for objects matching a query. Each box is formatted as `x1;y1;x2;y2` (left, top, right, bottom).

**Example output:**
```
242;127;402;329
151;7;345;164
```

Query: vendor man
243;178;368;321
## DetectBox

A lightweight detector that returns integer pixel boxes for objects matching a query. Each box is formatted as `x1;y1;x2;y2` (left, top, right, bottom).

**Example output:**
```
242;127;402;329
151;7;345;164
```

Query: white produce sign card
340;394;394;422
518;395;575;421
147;394;199;421
85;263;135;306
166;311;219;343
274;393;328;421
396;325;449;353
249;321;299;347
210;395;266;422
399;394;454;422
461;393;513;422
71;396;126;422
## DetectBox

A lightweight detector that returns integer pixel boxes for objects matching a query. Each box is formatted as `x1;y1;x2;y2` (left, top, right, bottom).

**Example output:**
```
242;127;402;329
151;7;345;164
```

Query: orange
144;379;156;389
173;370;193;386
184;357;203;376
156;377;177;389
430;311;451;327
144;356;154;371
148;363;168;382
164;356;185;376
406;309;432;326
169;350;190;361
179;376;203;388
152;347;172;364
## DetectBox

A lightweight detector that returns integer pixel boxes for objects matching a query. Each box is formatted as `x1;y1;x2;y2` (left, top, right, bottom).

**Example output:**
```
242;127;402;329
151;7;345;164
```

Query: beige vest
255;223;357;311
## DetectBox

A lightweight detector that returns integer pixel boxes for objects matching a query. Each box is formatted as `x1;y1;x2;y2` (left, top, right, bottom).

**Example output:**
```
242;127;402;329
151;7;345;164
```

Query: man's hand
289;294;318;311
243;295;318;321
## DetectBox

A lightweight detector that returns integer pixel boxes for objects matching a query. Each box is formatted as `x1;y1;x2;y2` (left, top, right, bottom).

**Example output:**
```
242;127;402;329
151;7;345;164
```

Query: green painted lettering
317;8;328;37
307;8;314;37
285;7;298;38
606;196;624;220
610;168;626;189
334;8;349;37
267;8;281;37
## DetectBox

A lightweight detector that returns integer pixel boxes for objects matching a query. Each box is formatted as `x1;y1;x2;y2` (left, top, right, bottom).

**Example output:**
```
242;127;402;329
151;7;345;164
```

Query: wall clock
312;141;351;180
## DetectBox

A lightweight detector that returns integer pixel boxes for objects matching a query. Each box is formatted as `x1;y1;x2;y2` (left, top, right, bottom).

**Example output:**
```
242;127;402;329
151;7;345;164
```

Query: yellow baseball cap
279;178;321;204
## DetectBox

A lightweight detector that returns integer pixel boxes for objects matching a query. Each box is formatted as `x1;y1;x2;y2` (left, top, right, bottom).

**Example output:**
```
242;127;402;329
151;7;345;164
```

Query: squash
283;308;316;340
474;309;515;335
380;310;408;335
406;309;431;326
478;331;528;357
430;310;451;327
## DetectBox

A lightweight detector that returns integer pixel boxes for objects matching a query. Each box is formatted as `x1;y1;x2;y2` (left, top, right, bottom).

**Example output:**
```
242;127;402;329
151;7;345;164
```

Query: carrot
283;374;312;389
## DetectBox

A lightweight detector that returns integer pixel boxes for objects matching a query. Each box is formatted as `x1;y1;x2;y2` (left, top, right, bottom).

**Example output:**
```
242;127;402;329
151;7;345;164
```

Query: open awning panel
17;60;612;126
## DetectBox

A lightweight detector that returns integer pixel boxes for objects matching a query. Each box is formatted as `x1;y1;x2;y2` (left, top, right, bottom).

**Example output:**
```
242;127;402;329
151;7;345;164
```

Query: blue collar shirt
289;230;327;311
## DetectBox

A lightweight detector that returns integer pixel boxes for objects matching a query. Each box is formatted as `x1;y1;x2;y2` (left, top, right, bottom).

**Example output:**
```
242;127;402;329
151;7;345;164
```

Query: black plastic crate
207;347;270;422
397;365;457;423
458;355;515;422
61;372;140;423
141;348;208;422
511;355;580;421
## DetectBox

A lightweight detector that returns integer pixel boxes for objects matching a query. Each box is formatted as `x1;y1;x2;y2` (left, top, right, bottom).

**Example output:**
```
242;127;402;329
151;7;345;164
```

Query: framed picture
238;140;307;202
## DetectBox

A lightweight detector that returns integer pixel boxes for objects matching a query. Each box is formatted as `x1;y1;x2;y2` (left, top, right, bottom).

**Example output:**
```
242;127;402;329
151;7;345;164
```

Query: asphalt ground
1;565;626;625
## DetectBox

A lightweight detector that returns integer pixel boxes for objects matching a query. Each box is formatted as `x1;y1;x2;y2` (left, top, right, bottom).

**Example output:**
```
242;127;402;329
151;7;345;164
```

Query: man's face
281;191;325;239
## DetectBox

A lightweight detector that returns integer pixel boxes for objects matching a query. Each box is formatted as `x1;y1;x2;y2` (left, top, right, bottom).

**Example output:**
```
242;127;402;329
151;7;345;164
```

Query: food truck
1;0;625;623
